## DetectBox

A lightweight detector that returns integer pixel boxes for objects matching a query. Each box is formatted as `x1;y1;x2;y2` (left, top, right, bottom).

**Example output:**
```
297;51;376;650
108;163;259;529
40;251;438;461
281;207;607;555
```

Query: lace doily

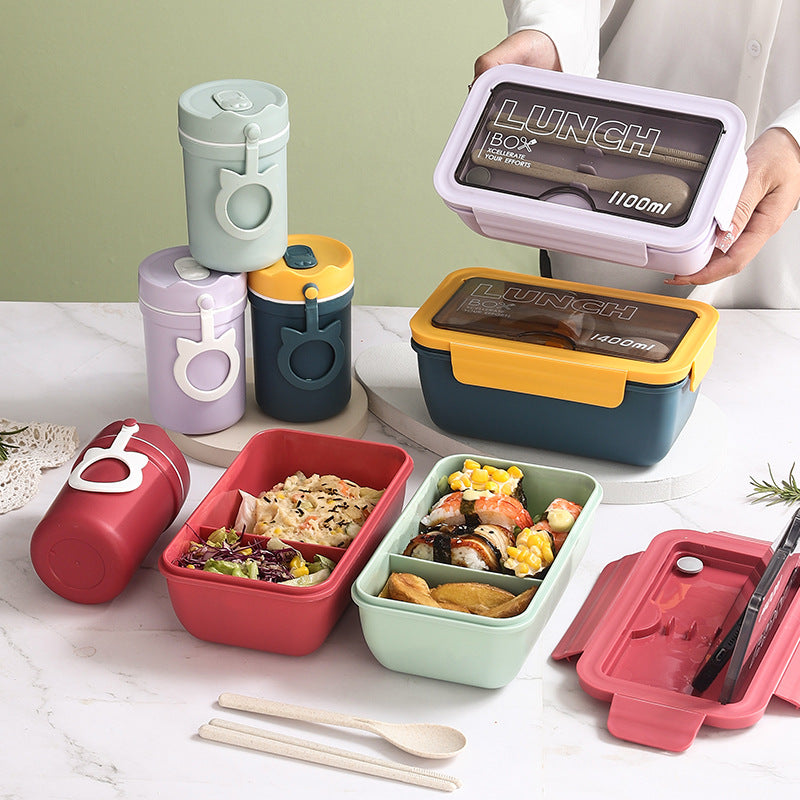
0;419;79;514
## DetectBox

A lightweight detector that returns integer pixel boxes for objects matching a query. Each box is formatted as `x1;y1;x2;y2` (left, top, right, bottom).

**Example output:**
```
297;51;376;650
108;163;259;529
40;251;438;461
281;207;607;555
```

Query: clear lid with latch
430;273;698;364
453;79;725;228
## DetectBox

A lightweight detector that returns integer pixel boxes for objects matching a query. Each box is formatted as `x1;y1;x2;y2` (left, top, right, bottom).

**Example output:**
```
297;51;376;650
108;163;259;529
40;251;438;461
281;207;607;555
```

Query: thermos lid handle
173;256;211;282
277;283;345;390
68;420;149;494
212;89;253;112
173;294;241;402
284;244;318;270
214;122;280;240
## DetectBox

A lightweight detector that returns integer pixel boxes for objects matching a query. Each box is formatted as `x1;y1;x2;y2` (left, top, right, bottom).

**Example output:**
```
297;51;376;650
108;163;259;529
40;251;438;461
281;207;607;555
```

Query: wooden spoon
471;149;691;219
218;693;467;759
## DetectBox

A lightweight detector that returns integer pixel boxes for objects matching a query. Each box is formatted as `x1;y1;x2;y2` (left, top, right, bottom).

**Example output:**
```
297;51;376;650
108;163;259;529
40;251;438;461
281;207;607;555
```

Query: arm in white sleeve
767;100;800;211
503;0;601;76
768;100;800;147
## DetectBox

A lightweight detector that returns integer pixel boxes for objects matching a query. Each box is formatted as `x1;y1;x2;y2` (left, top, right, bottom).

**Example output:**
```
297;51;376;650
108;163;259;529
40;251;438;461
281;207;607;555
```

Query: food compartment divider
172;490;245;535
385;553;541;594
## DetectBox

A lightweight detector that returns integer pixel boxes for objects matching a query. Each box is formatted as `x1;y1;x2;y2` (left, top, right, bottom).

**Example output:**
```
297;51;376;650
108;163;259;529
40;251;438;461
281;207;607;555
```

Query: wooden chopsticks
199;717;462;792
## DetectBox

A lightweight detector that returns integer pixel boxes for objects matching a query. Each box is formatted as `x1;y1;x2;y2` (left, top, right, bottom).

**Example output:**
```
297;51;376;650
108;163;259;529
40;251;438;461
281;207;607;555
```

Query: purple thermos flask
138;246;248;435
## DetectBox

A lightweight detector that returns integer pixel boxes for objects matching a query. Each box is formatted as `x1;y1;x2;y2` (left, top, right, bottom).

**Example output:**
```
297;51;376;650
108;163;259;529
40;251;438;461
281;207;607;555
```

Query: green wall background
1;0;539;305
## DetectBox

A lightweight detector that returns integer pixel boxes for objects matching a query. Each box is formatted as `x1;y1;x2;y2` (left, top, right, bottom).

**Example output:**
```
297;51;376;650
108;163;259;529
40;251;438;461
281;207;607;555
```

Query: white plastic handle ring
214;122;279;240
173;294;241;402
68;420;149;494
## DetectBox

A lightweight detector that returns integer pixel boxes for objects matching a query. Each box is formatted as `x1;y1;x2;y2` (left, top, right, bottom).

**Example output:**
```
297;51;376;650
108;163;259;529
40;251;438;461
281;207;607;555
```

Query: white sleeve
502;0;601;76
767;100;800;212
768;99;800;147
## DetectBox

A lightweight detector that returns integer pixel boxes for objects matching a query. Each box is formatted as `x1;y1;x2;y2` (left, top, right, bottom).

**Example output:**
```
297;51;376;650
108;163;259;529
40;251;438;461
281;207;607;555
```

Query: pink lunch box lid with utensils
551;526;800;752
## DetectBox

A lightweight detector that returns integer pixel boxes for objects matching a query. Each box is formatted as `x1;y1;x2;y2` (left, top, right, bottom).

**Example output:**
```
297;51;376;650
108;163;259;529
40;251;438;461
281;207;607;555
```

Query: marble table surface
2;301;800;799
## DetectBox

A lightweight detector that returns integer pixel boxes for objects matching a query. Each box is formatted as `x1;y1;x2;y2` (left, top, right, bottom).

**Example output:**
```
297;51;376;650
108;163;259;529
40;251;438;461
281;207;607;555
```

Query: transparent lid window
431;276;697;363
455;82;724;227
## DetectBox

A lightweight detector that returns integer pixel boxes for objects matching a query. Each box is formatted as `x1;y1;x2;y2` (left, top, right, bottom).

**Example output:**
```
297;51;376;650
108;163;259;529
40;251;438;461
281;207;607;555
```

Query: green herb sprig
0;426;28;461
748;463;800;506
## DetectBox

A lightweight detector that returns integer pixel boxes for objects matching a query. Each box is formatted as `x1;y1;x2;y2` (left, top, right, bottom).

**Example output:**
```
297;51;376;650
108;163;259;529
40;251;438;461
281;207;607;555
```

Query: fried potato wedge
430;581;514;614
382;573;536;619
481;586;538;618
386;572;440;607
435;599;471;613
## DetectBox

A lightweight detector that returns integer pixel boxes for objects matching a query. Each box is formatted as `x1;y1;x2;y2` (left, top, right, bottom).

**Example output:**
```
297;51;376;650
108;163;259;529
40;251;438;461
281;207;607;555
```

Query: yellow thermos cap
247;234;354;301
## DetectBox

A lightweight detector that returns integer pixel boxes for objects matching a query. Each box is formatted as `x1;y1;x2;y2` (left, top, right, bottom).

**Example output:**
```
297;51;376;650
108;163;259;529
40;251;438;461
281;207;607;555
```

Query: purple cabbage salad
175;527;334;586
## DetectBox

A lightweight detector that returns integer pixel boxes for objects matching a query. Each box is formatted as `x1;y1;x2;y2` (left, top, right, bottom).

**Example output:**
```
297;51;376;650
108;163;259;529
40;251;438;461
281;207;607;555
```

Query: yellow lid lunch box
409;267;718;466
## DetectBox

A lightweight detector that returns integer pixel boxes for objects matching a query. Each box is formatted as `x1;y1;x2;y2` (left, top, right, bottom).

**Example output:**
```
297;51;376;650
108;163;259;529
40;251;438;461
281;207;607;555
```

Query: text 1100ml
608;190;672;217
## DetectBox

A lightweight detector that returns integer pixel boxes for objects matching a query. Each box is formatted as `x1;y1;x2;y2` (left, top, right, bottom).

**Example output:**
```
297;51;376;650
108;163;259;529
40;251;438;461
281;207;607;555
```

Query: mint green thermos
178;79;289;272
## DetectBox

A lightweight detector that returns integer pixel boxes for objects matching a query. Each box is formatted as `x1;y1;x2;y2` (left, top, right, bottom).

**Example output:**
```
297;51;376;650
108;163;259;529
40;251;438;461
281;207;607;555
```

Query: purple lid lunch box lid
434;65;748;274
138;246;247;314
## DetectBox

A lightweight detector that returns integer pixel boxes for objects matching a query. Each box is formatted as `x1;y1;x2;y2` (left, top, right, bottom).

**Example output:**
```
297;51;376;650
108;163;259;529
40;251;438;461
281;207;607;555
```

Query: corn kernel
450;459;524;496
289;554;309;577
504;526;554;577
508;465;523;479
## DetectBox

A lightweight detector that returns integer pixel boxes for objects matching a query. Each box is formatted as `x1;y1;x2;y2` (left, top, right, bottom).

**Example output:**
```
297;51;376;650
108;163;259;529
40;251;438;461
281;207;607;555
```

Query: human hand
473;29;561;83
666;127;800;286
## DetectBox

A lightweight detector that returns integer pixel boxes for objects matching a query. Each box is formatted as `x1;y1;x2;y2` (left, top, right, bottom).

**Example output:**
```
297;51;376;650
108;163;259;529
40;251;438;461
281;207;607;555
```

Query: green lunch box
351;453;601;688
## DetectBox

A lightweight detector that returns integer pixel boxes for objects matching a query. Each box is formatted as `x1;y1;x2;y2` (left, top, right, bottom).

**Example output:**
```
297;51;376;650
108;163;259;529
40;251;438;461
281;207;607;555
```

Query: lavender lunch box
434;65;748;275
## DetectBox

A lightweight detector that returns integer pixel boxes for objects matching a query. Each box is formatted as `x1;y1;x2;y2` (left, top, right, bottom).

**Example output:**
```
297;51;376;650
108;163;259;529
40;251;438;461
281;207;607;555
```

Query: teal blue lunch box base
411;340;698;467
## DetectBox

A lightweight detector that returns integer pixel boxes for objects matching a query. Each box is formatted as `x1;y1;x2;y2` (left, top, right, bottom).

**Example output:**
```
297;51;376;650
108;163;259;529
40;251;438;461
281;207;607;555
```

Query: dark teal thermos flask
247;235;354;422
